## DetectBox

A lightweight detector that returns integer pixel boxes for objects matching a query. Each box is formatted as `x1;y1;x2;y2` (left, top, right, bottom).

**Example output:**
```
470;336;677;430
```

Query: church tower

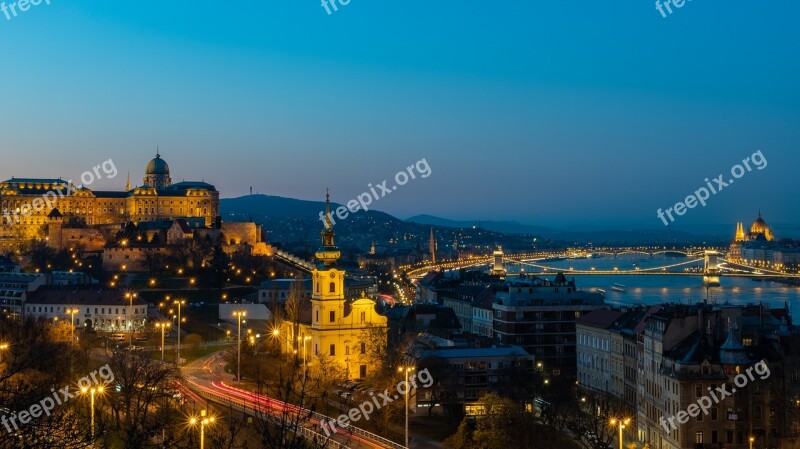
311;191;346;330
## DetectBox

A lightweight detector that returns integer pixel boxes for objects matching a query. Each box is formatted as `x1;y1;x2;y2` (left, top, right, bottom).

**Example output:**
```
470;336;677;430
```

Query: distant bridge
402;247;800;280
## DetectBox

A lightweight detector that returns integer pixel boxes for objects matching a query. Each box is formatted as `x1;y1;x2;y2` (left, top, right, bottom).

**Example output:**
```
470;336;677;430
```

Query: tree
106;350;180;449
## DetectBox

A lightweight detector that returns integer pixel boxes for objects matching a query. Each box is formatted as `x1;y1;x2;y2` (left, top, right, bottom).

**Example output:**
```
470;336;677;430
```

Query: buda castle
0;153;219;247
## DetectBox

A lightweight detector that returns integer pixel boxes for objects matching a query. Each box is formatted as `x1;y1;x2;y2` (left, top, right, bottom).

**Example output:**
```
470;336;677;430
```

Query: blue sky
1;1;798;232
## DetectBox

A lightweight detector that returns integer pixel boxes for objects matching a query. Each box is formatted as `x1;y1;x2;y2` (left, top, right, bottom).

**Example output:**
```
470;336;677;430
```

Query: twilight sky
1;1;798;232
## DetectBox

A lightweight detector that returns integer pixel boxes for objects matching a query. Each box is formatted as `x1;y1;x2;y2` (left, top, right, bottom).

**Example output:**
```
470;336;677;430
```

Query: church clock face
330;272;336;278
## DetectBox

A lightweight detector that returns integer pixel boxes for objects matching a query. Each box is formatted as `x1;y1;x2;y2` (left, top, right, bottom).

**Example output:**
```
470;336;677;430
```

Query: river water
505;254;800;318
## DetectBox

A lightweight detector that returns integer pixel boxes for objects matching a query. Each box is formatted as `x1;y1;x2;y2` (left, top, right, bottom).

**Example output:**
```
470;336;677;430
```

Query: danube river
506;254;800;317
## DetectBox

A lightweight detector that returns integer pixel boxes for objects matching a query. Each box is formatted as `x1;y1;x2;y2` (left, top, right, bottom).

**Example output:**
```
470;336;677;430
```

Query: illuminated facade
0;153;219;245
734;211;774;243
286;193;388;379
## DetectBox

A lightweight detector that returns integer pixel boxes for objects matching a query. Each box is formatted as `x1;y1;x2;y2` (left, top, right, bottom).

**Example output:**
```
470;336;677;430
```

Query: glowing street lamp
750;436;755;449
298;335;311;384
155;322;170;362
0;343;9;366
174;299;186;365
81;385;105;438
189;409;216;449
398;365;415;448
232;310;247;381
610;417;631;449
124;291;138;348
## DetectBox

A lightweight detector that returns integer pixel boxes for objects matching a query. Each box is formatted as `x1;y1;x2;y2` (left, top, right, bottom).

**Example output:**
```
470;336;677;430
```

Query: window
711;407;718;421
329;282;336;293
712;431;718;444
330;310;336;322
755;406;762;419
695;432;703;444
360;342;366;354
315;310;319;322
345;346;350;356
330;344;335;356
360;311;366;324
360;365;367;378
696;384;703;397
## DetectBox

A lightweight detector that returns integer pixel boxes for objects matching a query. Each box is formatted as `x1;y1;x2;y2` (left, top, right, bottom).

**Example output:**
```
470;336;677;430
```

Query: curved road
178;351;406;449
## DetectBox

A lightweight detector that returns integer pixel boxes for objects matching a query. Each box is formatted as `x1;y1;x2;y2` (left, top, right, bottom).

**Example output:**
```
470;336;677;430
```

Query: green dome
146;153;170;175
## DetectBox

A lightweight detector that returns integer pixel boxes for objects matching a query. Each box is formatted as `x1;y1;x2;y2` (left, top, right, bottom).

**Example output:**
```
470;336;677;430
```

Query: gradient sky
1;1;798;232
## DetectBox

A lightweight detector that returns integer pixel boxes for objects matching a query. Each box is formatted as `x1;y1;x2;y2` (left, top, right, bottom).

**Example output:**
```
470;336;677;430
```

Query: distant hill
407;214;555;235
407;214;712;245
221;195;721;246
220;194;400;223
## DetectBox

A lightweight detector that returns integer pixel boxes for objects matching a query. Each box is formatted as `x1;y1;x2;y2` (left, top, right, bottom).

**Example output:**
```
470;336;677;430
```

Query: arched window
329;282;336;293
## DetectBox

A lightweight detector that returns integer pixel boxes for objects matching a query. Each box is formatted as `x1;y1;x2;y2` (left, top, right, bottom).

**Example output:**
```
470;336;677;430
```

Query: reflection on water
508;255;800;317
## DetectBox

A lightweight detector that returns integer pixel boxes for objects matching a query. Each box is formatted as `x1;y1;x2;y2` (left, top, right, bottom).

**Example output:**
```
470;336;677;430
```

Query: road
178;351;407;449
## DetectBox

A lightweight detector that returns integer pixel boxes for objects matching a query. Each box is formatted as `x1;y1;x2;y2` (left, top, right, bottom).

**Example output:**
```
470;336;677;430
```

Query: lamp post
398;365;415;449
155;322;169;362
299;335;311;384
610;418;630;449
124;291;138;348
0;343;8;366
190;409;216;449
233;310;246;381
750;436;755;449
66;307;79;376
174;299;186;365
81;385;104;438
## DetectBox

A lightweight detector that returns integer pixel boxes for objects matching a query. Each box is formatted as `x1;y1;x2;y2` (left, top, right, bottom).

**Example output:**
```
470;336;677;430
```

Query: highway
178;352;406;449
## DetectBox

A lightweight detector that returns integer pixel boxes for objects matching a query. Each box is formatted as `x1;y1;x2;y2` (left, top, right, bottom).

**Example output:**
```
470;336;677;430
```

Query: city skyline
1;1;798;229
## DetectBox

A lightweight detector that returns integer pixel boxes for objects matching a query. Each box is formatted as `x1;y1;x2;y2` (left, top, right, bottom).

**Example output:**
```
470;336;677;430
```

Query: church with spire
283;192;388;379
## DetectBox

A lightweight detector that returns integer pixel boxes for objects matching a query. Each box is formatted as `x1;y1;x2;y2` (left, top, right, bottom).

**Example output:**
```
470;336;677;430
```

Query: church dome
146;153;170;175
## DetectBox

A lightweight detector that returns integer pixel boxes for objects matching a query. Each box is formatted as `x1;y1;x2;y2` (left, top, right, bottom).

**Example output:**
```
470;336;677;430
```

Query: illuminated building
0;153;219;247
281;193;388;379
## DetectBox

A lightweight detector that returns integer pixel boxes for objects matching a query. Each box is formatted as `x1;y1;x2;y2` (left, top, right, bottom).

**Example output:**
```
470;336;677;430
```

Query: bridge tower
703;250;721;287
491;246;506;277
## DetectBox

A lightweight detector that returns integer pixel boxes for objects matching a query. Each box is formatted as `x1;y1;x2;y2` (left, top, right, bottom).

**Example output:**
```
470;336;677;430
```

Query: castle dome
146;153;170;175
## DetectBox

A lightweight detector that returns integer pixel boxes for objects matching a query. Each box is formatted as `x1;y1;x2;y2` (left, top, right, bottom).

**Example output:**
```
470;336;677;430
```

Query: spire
315;189;341;266
429;227;437;264
156;146;160;158
125;172;131;191
324;188;333;231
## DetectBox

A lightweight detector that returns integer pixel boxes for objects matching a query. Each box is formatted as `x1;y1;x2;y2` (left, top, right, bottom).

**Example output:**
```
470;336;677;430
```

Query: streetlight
66;307;79;376
174;299;186;365
124;291;138;348
189;409;216;449
155;322;169;362
750;436;755;449
81;385;105;438
0;343;8;366
298;335;311;384
232;310;247;381
610;418;631;449
398;365;415;448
